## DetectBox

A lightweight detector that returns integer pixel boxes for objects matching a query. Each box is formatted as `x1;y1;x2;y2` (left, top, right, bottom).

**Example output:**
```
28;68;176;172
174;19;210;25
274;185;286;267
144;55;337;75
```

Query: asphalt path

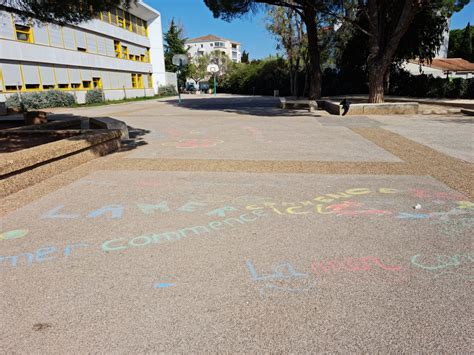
1;95;472;352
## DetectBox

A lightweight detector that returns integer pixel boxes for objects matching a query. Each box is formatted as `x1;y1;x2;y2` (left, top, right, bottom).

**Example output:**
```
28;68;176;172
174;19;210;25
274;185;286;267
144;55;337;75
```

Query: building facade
186;34;241;63
0;1;169;103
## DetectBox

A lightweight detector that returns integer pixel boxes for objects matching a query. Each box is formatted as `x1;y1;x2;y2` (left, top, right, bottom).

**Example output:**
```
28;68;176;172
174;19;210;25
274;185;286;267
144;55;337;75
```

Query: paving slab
1;171;472;352
371;114;474;163
124;117;401;162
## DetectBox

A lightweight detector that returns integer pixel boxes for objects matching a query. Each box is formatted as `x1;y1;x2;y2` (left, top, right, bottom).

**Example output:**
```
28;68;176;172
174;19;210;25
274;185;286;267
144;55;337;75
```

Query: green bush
158;85;177;96
85;89;104;104
5;90;76;111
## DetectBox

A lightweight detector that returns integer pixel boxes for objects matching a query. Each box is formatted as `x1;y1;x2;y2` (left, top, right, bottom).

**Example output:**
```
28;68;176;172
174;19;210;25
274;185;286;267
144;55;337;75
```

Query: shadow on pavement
164;95;324;117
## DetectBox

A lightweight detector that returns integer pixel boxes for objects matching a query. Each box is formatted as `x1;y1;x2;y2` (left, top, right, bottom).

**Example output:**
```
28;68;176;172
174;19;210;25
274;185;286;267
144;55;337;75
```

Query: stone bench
320;100;419;116
90;117;129;140
280;98;319;112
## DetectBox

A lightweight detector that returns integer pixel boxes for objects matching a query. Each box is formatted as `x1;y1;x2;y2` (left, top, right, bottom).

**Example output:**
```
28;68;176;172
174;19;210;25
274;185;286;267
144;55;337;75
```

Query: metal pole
214;74;216;97
178;65;182;105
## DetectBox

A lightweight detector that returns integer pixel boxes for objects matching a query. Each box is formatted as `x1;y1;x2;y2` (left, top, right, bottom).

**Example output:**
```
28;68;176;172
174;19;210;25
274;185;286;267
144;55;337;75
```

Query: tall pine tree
164;19;189;85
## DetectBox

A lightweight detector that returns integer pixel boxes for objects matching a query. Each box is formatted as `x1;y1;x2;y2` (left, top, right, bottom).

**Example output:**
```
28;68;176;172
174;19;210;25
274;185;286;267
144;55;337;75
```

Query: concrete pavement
1;95;472;352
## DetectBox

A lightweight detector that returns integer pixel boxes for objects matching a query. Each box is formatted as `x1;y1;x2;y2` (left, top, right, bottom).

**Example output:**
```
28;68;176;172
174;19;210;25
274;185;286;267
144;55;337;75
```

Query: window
148;74;153;88
214;42;225;47
5;85;21;91
122;46;129;59
77;47;87;52
58;83;70;89
114;40;122;58
125;11;132;31
140;54;145;62
71;83;81;89
82;81;91;89
117;8;125;28
15;24;32;42
93;77;102;88
201;44;203;48
131;73;143;88
145;48;150;63
43;85;55;90
232;44;237;49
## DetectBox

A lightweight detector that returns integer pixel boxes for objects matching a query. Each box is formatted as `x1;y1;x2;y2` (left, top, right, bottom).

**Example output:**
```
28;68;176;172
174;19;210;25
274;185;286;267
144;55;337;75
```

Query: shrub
44;90;76;107
5;90;76;111
158;85;177;96
85;89;104;104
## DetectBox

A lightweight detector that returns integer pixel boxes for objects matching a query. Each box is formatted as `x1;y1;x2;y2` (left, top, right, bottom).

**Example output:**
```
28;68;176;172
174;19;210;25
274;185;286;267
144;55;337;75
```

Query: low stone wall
317;100;419;115
0;130;122;198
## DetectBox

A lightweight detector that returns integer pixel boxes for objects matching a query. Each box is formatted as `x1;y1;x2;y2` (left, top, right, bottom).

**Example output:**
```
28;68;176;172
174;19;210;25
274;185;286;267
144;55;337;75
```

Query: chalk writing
457;201;474;209
102;210;267;253
411;253;473;270
0;229;28;241
246;187;399;215
154;282;175;288
246;260;315;300
162;139;224;149
206;206;238;218
0;243;89;269
311;256;402;275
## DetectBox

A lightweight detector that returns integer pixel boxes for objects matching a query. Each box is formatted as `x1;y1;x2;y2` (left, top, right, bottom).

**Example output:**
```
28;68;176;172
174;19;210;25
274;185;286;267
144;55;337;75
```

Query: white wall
147;12;166;92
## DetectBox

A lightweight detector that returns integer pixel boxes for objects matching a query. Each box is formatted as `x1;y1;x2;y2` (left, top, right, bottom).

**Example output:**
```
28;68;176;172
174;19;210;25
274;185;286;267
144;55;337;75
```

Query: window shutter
39;65;55;85
55;67;69;84
0;11;14;39
21;64;40;85
63;27;75;49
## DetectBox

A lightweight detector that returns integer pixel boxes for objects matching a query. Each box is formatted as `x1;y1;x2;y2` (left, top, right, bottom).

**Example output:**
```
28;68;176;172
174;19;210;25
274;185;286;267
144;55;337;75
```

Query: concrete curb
0;130;122;198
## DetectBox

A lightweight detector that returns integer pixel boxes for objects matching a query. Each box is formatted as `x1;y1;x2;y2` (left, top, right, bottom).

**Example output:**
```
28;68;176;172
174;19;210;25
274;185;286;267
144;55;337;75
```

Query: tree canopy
164;19;189;85
449;23;473;61
0;0;135;24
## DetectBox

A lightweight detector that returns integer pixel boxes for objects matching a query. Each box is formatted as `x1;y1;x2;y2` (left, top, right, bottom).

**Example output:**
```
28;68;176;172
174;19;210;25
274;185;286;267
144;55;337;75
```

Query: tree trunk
368;62;386;103
302;6;321;100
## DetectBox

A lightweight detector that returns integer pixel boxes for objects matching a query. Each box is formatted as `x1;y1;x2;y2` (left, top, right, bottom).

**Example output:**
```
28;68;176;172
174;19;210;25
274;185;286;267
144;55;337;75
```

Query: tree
449;23;473;61
241;50;250;63
164;19;189;86
188;54;211;87
204;0;325;99
331;0;469;102
266;6;307;97
0;0;135;24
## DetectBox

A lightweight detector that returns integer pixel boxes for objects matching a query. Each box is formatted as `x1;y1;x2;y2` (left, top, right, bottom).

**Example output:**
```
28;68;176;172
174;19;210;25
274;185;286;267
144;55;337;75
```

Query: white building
186;34;241;63
402;58;474;79
0;1;173;103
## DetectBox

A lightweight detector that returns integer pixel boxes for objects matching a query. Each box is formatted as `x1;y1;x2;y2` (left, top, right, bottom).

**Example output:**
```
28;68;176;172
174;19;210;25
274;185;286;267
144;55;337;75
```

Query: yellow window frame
15;24;33;43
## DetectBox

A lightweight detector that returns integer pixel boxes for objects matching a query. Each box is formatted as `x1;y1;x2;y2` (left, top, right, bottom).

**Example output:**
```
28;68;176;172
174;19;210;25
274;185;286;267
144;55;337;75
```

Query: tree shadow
164;95;325;117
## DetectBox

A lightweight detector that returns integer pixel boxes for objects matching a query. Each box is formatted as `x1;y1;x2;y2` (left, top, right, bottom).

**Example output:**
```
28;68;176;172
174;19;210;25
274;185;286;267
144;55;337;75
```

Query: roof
410;58;474;72
186;34;240;44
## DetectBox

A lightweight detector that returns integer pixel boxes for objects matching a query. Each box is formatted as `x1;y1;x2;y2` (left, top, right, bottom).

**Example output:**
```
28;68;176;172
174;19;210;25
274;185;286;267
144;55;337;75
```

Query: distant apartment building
0;1;172;103
186;34;241;63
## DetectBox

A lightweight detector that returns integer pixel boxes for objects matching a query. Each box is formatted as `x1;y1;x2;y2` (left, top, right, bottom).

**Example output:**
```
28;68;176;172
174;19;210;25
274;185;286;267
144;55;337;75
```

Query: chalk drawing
154;282;175;288
246;260;315;300
0;229;28;241
206;206;238;218
177;201;208;212
311;256;402;276
0;242;89;268
162;139;224;149
243;126;272;143
42;205;80;219
246;187;399;215
87;205;124;219
457;201;474;209
411;253;473;270
137;202;170;214
102;210;267;253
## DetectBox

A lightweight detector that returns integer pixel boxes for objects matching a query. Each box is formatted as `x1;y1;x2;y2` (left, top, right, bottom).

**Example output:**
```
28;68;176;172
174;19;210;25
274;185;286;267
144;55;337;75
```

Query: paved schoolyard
1;95;472;352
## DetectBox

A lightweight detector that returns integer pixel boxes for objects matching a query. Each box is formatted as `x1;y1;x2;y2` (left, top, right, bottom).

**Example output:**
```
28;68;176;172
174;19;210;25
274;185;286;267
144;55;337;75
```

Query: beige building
186;34;241;63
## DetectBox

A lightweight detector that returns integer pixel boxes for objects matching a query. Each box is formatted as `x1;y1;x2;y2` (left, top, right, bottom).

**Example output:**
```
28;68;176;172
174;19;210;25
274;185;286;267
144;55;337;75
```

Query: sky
147;0;474;60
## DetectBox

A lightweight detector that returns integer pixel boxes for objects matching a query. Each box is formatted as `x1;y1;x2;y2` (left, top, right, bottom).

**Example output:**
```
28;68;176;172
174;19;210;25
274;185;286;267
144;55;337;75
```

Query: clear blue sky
147;0;474;59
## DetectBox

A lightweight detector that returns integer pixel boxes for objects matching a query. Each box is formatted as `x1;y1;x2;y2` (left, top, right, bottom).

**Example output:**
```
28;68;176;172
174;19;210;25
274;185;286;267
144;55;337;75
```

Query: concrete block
0;102;6;116
90;117;129;140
